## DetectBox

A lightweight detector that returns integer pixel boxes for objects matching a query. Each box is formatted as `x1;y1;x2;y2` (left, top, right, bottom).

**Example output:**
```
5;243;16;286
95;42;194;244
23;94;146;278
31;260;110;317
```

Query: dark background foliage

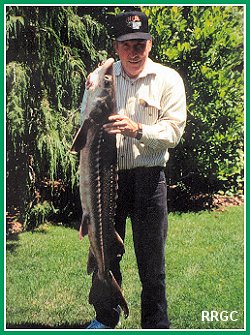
6;6;244;229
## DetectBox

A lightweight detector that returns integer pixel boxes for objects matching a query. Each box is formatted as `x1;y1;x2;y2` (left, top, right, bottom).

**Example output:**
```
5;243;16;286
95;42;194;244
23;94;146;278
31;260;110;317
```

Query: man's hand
103;115;140;138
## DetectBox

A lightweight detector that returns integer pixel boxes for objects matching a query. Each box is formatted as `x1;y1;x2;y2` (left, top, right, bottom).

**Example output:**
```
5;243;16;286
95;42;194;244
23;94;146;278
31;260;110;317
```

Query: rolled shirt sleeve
140;71;186;150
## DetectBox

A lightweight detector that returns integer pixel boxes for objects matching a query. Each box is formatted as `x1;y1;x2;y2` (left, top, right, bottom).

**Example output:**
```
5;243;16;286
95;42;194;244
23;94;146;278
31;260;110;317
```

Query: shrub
143;6;244;201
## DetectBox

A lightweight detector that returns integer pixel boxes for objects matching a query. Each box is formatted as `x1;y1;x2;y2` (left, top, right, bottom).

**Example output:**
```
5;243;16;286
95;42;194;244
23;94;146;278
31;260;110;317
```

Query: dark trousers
95;167;170;329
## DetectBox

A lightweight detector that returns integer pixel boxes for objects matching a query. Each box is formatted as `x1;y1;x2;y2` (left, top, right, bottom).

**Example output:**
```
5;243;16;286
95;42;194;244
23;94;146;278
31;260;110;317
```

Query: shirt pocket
136;96;161;125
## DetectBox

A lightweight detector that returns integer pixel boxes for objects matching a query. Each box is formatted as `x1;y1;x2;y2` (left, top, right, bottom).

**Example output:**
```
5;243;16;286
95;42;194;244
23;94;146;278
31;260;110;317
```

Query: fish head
88;58;116;125
70;59;116;153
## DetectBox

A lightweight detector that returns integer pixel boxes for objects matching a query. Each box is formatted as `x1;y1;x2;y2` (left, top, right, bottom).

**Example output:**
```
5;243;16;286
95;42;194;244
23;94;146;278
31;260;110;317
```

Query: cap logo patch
126;15;142;30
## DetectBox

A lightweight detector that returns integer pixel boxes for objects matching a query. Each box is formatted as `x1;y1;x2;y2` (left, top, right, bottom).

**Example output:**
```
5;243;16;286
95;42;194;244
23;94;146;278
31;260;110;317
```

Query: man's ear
148;39;153;52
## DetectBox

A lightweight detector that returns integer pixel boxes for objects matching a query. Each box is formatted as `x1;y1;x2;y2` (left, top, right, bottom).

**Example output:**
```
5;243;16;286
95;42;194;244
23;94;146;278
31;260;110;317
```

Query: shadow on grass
6;233;20;253
6;322;90;329
6;227;49;254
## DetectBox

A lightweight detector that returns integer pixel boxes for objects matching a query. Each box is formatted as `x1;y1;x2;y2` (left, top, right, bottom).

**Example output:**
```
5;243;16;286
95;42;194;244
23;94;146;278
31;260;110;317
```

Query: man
86;11;186;329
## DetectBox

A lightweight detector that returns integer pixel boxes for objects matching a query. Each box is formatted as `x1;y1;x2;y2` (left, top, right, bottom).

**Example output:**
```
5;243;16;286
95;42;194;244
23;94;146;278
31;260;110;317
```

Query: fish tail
110;271;129;319
89;271;129;319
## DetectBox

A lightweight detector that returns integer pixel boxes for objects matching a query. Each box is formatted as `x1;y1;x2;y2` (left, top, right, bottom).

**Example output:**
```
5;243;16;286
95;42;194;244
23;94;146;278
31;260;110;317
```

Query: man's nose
130;46;138;57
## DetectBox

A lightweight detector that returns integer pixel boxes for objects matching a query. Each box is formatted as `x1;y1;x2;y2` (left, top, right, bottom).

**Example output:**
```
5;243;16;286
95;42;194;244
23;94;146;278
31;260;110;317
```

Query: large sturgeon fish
71;58;129;319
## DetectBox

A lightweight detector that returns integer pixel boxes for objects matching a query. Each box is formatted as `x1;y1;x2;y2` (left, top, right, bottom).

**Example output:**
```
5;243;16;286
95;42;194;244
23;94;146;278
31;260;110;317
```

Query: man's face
114;39;152;78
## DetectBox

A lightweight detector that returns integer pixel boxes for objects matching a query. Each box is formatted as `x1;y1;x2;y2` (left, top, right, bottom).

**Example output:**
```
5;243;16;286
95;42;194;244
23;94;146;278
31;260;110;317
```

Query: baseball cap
113;11;152;42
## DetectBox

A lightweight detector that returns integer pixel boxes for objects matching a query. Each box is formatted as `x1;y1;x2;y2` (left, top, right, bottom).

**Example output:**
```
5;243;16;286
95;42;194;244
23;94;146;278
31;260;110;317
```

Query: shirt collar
113;58;157;80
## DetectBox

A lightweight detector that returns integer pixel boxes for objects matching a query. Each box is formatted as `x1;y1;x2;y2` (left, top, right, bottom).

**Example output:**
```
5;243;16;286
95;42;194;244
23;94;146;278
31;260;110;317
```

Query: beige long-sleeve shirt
113;59;186;170
80;58;186;171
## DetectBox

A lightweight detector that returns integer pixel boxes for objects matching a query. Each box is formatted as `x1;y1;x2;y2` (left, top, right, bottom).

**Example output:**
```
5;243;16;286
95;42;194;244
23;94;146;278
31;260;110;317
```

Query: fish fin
79;224;84;240
110;231;125;259
70;119;91;153
89;271;129;319
87;248;96;274
115;231;124;249
79;210;89;240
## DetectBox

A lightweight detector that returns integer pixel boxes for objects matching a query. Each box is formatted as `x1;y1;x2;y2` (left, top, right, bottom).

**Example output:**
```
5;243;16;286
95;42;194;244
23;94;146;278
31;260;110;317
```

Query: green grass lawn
6;206;244;330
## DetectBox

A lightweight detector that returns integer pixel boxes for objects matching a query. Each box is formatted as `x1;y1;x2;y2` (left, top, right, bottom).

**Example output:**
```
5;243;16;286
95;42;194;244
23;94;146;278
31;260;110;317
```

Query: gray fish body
71;58;129;318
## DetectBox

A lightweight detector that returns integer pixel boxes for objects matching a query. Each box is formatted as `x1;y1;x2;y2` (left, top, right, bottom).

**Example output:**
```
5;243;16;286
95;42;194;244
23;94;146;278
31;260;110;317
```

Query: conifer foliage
6;6;107;229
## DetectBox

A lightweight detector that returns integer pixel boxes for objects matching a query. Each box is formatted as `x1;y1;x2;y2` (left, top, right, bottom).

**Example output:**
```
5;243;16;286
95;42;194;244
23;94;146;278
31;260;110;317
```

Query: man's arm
140;75;186;150
104;73;186;150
